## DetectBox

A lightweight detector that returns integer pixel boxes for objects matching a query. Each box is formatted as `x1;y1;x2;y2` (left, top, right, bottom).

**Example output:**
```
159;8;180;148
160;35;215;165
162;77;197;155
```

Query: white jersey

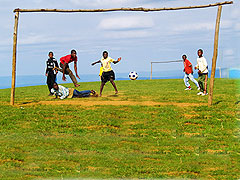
196;56;208;73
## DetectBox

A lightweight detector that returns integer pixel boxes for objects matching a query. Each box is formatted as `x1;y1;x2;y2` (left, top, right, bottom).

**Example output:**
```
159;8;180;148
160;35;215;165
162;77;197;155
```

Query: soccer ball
129;71;138;80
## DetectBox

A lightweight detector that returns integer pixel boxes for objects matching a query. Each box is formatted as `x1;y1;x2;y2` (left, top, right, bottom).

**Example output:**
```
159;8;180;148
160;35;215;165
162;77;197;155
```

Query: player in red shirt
182;55;199;90
57;49;80;87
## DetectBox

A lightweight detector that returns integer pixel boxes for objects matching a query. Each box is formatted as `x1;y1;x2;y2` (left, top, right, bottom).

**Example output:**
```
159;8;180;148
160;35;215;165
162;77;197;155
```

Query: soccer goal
10;1;233;106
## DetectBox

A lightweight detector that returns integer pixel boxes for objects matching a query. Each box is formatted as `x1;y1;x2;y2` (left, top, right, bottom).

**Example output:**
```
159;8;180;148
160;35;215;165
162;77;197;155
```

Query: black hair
49;51;54;56
198;49;203;53
182;54;187;58
102;51;108;56
71;49;77;54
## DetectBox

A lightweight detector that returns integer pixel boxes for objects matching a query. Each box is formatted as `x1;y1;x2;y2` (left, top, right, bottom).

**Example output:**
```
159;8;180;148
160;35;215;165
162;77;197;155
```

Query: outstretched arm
113;57;121;64
91;60;101;66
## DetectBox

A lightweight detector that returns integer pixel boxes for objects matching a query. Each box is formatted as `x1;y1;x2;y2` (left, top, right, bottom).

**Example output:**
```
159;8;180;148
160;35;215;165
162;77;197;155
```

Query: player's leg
110;79;118;94
99;82;105;97
109;70;118;94
189;73;200;89
47;73;55;95
197;74;204;95
46;75;52;95
203;74;208;95
65;67;80;87
73;89;92;98
184;74;191;90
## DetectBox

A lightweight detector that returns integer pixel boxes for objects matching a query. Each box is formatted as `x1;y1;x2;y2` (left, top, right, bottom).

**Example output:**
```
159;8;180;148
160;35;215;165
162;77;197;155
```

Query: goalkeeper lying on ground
51;82;98;99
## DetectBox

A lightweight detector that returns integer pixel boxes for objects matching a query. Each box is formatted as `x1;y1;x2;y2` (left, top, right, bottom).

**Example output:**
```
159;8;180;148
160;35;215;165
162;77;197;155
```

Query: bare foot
115;91;118;95
74;84;80;87
99;94;102;97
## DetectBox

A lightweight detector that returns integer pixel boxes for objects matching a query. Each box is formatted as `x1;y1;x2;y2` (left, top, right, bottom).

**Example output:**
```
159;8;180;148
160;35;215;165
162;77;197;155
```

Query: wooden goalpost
10;1;233;106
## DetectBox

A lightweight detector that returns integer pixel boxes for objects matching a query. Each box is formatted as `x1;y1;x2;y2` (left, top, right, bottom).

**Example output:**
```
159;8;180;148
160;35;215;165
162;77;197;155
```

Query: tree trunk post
10;11;20;105
208;5;222;106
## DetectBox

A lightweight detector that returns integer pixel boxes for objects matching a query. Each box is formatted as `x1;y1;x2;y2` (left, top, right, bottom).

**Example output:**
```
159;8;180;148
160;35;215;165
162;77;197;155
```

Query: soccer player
195;49;208;96
91;51;121;97
51;82;98;99
56;49;80;87
45;51;59;96
182;54;199;90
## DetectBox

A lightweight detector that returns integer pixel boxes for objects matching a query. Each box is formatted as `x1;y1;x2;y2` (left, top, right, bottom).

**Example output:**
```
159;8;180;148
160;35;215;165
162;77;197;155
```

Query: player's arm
113;57;121;64
45;62;49;76
74;61;80;79
91;60;101;66
62;62;67;81
189;64;193;73
54;60;59;68
194;63;199;70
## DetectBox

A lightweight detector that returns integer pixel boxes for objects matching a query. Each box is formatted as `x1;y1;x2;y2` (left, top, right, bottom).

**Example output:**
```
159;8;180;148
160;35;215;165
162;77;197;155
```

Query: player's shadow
107;95;118;97
214;100;222;105
21;100;40;105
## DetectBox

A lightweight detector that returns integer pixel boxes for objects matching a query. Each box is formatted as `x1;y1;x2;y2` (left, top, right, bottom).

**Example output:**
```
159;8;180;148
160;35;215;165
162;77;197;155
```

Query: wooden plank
208;5;222;106
10;11;20;105
14;1;232;13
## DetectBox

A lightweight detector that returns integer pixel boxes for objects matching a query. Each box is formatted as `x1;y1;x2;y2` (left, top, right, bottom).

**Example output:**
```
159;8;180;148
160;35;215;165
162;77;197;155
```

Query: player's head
53;82;59;90
103;51;108;59
182;54;187;60
71;49;77;58
197;49;203;57
48;51;54;58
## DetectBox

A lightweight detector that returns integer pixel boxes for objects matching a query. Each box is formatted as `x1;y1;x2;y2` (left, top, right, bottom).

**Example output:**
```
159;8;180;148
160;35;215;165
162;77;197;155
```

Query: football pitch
0;79;239;179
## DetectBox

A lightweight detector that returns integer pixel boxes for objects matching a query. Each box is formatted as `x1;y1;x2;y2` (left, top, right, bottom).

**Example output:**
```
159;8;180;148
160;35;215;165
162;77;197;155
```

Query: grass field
0;79;239;180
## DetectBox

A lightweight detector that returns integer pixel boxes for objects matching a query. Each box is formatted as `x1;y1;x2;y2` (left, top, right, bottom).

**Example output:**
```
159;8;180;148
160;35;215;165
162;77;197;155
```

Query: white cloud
103;30;152;39
221;20;233;29
172;22;214;34
224;49;234;56
98;16;154;31
234;22;240;31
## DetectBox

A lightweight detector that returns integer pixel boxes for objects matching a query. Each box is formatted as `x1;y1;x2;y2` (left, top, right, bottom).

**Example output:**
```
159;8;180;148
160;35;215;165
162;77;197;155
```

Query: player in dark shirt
45;52;59;95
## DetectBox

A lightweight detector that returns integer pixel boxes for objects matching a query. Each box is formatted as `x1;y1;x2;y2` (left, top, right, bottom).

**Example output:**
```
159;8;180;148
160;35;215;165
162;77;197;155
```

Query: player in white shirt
195;49;208;96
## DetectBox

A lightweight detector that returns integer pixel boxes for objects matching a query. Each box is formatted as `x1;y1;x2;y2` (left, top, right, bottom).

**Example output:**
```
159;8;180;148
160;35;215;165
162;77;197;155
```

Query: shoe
197;92;204;95
185;88;192;90
202;93;208;96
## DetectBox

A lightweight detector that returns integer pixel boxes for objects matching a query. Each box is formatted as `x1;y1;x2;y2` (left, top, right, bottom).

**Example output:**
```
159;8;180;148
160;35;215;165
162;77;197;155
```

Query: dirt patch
18;100;207;107
164;171;199;176
183;114;199;119
183;132;201;137
85;125;119;130
206;149;225;154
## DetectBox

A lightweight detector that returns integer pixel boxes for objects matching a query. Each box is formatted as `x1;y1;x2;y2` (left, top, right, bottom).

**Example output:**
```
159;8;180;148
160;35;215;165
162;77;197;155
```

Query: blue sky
0;0;239;77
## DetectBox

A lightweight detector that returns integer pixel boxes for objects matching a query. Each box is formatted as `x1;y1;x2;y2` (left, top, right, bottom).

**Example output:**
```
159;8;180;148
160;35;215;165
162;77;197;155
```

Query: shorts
101;70;115;83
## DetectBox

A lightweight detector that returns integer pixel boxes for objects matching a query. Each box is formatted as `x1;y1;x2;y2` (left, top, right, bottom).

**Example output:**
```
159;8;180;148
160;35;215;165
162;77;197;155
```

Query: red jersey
60;54;77;64
184;59;193;74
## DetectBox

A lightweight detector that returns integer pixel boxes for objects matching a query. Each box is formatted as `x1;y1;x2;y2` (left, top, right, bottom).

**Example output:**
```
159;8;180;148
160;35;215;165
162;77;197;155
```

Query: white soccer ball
129;71;138;80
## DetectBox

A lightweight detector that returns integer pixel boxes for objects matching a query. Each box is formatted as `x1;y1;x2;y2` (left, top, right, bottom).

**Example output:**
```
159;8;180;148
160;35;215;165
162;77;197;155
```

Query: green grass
0;79;239;179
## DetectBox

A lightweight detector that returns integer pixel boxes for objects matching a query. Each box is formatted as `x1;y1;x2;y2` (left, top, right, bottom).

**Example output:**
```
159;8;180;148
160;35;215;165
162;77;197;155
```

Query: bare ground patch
18;100;207;107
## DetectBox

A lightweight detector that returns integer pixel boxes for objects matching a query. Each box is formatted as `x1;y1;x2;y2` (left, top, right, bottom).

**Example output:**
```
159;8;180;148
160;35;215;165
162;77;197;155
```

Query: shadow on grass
214;100;223;105
21;100;40;105
107;95;119;97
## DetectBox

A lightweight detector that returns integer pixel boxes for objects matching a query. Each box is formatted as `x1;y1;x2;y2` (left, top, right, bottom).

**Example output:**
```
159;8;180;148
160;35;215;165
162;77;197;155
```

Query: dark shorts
101;70;115;83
